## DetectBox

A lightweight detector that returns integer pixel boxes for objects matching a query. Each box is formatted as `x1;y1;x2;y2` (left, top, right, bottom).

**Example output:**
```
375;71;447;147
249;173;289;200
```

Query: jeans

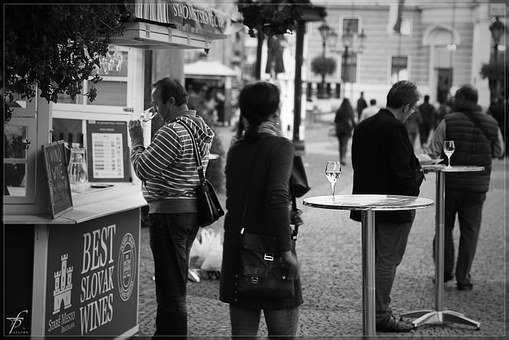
149;213;199;337
433;190;486;285
419;124;431;145
375;215;414;322
230;304;299;338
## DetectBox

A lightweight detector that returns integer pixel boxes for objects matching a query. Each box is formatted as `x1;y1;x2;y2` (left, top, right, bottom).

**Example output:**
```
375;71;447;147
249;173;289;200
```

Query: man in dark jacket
351;80;424;332
417;95;437;146
429;85;504;290
356;91;368;121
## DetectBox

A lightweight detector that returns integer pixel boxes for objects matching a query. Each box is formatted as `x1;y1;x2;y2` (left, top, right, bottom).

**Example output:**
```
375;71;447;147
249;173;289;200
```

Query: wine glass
325;161;342;201
443;140;455;168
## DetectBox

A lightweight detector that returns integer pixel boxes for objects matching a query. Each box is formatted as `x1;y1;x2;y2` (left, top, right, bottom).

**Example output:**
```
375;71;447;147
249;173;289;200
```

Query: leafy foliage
238;0;311;37
2;2;131;120
480;61;507;81
480;60;508;101
311;56;337;76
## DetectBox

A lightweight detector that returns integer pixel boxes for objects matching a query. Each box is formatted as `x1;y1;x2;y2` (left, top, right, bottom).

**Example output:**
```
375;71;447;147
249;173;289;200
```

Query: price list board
86;121;130;182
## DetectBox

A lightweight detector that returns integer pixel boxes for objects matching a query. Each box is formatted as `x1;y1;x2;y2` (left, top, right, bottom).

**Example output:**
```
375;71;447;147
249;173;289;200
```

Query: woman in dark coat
334;98;356;165
220;82;301;337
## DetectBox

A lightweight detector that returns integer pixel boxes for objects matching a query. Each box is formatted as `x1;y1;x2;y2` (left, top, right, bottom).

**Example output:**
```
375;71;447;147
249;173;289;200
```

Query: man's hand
129;120;144;147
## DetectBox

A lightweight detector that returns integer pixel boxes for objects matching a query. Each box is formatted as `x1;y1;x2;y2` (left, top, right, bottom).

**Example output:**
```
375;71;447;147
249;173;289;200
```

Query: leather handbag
290;155;311;198
179;121;224;227
236;146;296;299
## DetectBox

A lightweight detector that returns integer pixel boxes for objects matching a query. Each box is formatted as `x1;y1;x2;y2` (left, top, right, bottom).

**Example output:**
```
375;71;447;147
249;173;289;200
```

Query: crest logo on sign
53;254;73;314
118;233;136;301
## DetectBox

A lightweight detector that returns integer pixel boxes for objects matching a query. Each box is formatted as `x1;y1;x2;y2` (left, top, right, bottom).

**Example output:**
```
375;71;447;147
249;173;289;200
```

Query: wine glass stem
447;156;451;168
331;182;336;200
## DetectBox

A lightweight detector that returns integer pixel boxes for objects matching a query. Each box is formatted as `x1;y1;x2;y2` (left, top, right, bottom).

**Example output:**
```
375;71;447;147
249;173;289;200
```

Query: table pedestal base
401;309;480;329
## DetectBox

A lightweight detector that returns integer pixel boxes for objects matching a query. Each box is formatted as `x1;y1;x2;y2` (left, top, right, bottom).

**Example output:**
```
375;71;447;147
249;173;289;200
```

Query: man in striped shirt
129;78;214;337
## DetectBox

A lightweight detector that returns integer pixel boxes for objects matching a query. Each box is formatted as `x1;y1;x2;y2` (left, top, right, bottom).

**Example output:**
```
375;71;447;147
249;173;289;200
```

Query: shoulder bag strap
177;120;205;183
462;112;496;154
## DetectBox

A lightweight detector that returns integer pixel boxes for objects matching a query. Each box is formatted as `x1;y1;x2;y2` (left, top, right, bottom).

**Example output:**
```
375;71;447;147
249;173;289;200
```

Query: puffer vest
444;110;499;192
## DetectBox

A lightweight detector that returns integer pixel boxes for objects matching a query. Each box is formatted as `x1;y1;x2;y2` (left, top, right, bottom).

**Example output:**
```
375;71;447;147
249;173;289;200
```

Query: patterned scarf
258;117;282;137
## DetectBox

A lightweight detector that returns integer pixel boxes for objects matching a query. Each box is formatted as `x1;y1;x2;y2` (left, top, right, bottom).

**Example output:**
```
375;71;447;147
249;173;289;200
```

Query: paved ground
138;123;507;338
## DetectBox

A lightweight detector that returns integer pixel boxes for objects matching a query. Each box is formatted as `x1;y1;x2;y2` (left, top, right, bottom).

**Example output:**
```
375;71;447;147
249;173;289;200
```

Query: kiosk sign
45;210;139;336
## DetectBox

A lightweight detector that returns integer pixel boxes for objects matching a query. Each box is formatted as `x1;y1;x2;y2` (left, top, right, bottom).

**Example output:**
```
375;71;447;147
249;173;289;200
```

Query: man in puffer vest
429;85;504;290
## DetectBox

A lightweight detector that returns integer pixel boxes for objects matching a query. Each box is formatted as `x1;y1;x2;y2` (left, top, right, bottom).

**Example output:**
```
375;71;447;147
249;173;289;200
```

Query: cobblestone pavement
139;123;507;338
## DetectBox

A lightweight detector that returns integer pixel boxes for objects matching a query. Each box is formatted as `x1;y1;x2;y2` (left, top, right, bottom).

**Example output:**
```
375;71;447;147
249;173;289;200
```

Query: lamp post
489;16;505;102
318;22;337;98
340;27;366;98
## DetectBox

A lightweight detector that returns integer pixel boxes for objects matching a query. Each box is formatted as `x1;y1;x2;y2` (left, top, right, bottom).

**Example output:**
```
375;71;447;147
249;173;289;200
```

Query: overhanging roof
184;60;237;78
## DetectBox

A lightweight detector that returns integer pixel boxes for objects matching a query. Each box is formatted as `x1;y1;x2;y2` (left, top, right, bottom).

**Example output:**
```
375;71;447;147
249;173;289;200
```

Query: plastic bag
200;229;223;272
189;229;223;272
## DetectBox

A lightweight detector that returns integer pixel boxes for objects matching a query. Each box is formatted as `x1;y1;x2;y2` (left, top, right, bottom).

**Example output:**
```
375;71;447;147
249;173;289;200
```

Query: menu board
86;121;130;182
42;141;73;218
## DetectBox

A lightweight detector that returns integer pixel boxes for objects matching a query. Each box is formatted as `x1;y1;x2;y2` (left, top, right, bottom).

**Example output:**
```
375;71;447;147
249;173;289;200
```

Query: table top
303;194;434;211
421;164;484;173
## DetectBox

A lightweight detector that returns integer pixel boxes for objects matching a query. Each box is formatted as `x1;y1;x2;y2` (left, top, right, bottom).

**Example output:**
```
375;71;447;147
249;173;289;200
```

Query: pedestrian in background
428;85;504;290
417;94;437;146
351;80;424;332
220;81;301;337
356;91;368;121
129;78;214;337
359;98;379;122
334;98;356;165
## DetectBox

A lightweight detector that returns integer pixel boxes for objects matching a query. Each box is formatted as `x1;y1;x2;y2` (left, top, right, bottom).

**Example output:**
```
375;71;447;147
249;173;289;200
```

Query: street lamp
317;21;337;98
340;26;367;98
489;16;505;101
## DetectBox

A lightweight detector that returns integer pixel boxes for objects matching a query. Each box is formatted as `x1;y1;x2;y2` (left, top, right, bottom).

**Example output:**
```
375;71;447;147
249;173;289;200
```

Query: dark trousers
229;304;299;338
433;190;486;285
375;215;414;322
337;132;350;163
149;213;199;337
419;124;431;145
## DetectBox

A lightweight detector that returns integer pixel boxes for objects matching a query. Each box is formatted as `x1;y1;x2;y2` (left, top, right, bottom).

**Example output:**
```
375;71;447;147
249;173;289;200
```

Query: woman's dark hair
153;77;188;106
238;81;280;140
338;98;353;114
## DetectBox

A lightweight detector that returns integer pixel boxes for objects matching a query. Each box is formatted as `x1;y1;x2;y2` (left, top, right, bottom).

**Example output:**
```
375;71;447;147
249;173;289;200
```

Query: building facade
306;1;507;108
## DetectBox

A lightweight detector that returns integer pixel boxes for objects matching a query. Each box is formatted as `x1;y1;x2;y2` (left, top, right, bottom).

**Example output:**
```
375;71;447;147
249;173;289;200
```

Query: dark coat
444;105;500;193
350;109;424;223
220;134;302;310
334;106;356;136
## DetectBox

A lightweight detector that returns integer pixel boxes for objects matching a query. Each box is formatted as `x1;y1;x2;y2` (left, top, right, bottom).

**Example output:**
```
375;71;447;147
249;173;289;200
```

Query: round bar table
401;165;484;330
303;194;434;336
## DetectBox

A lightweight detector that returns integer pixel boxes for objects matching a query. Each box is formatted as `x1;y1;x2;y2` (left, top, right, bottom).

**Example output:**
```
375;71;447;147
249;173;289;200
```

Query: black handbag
290;155;311;198
236;147;296;299
179;121;224;227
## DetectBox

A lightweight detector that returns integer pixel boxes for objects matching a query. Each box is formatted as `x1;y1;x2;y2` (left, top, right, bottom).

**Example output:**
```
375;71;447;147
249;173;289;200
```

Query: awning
184;60;237;78
112;0;232;49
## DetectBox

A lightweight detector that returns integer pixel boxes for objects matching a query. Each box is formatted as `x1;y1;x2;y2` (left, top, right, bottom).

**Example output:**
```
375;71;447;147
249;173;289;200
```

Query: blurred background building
305;0;507;109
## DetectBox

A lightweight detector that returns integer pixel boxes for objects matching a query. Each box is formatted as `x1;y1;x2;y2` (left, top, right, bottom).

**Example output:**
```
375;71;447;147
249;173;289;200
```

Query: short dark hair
424;95;430;102
153;77;188;106
454;85;478;104
386;80;420;109
239;81;280;126
369;99;376;105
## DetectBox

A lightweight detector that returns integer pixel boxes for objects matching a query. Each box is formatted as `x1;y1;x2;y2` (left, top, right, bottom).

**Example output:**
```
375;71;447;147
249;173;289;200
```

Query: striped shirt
131;112;214;213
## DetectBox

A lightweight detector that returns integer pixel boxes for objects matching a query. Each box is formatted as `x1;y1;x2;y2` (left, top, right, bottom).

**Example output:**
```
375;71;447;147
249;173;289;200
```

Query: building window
342;53;357;83
400;19;412;36
391;56;408;83
343;18;359;34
